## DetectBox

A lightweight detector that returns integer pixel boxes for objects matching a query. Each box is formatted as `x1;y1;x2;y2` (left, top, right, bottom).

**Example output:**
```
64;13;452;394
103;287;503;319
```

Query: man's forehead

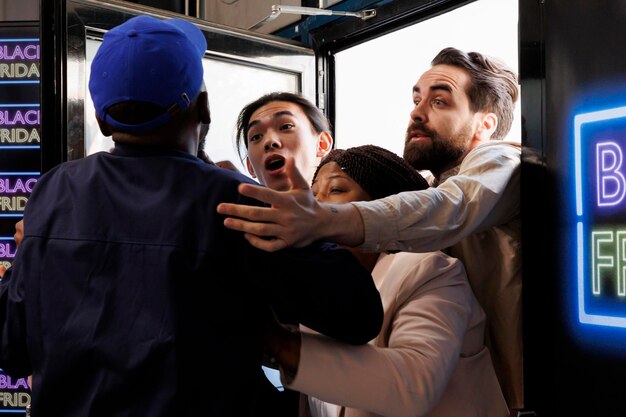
250;101;303;122
413;64;470;94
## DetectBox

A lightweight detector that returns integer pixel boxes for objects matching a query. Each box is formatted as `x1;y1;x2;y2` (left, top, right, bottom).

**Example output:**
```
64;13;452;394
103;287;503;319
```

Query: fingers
236;183;286;207
217;202;277;223
243;233;286;252
219;210;291;251
222;216;277;235
215;162;318;251
284;158;310;190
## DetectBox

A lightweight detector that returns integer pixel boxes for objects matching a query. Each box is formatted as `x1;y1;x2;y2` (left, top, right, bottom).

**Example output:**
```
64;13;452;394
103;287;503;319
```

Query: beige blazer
353;142;523;409
287;251;508;417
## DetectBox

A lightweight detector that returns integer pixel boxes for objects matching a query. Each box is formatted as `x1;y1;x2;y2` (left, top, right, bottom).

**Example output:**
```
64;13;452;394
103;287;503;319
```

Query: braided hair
313;144;429;200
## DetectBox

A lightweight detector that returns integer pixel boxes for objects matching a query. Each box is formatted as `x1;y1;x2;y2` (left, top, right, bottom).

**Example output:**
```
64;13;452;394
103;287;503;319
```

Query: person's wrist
317;202;341;241
318;202;364;247
275;327;301;383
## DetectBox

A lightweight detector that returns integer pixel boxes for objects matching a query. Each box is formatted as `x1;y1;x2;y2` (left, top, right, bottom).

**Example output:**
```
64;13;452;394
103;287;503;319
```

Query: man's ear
475;112;497;141
245;158;257;178
96;114;112;137
197;91;211;125
316;131;333;157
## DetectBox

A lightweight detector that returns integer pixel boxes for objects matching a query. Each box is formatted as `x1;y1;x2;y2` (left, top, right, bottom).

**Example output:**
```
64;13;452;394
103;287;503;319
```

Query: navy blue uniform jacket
0;144;383;417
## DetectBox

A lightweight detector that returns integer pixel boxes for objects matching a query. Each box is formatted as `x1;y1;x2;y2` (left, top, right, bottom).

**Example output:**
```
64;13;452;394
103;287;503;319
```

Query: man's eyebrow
430;83;453;94
412;83;453;95
248;110;296;130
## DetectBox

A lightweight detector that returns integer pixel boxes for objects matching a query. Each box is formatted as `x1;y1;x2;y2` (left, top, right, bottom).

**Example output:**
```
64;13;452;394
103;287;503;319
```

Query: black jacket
0;143;383;417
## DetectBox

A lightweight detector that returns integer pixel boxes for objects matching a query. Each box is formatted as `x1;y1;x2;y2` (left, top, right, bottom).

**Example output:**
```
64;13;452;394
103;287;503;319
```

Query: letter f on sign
597;141;626;206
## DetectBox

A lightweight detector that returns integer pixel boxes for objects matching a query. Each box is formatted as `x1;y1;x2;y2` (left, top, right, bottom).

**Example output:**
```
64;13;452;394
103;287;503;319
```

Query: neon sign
0;40;40;84
0;27;40;280
0;372;29;409
0;173;38;216
575;106;626;328
0;237;15;271
0;105;40;148
0;25;38;413
0;36;41;152
0;172;37;268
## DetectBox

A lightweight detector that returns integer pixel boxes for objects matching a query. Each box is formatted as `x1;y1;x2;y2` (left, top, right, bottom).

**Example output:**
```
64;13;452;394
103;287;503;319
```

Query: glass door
56;0;316;175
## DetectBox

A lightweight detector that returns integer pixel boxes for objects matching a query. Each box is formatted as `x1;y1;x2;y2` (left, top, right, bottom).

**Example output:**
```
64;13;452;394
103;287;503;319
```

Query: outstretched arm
217;158;365;251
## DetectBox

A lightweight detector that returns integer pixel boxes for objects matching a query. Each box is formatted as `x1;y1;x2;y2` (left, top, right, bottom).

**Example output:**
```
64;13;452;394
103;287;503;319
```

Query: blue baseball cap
89;15;207;133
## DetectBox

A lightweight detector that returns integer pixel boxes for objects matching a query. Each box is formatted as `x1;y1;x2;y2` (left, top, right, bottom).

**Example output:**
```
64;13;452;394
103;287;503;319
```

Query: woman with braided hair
265;145;508;417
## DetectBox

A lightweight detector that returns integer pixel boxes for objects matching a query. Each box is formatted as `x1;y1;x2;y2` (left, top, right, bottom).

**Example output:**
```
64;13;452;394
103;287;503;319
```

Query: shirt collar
111;142;200;162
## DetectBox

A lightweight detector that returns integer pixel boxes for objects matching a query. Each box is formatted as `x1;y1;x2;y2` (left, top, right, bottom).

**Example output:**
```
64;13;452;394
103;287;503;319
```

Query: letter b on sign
597;142;626;207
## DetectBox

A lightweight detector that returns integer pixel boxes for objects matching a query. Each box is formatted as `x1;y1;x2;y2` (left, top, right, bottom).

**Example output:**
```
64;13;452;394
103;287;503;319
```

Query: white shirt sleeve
352;142;521;252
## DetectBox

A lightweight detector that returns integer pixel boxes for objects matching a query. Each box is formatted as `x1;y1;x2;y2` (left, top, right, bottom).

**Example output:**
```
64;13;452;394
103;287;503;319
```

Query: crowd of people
0;13;522;417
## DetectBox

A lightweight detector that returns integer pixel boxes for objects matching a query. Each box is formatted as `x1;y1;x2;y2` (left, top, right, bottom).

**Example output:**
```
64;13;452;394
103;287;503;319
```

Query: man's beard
403;122;471;174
